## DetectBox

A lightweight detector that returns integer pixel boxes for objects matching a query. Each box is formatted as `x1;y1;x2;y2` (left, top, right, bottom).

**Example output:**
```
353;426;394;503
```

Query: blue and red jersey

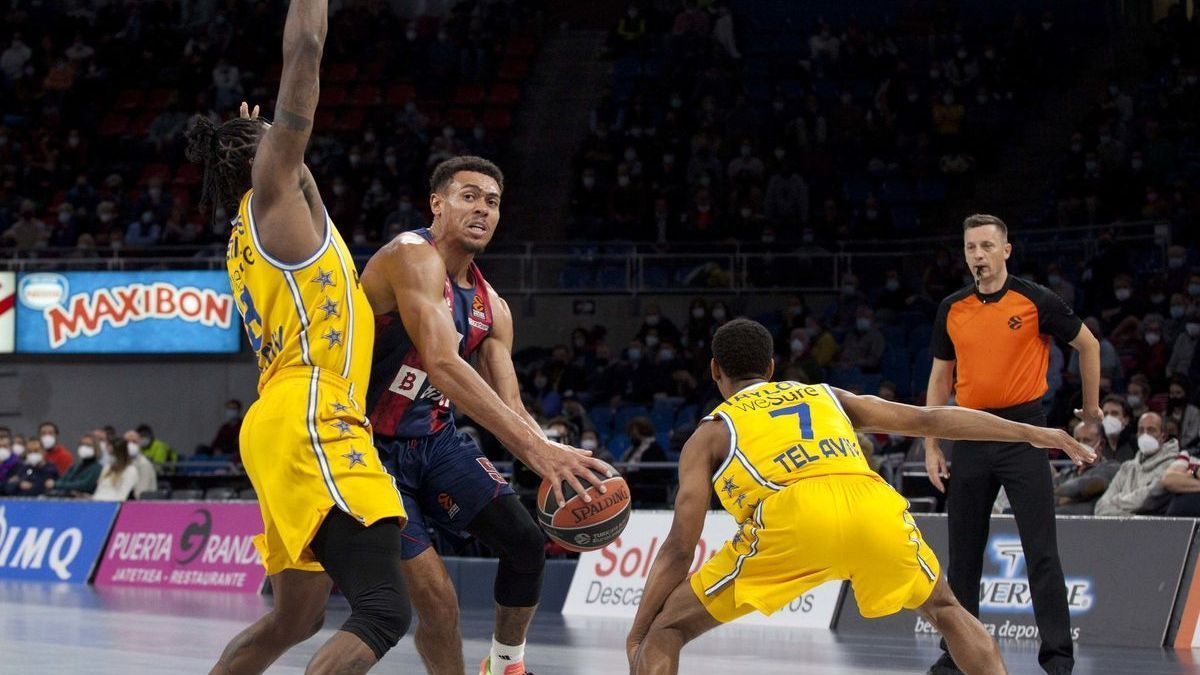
366;228;494;439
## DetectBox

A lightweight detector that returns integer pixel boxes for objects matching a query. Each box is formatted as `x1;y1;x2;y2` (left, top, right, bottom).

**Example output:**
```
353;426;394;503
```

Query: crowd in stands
0;0;541;255
1053;2;1200;244
0;422;172;502
572;1;1088;243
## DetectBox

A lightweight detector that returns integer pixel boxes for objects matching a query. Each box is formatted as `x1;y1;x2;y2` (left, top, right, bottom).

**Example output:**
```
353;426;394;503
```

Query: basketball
536;470;631;552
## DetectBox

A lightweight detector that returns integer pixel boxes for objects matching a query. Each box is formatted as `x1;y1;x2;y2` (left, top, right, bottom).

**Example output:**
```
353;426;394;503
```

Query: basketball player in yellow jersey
628;320;1097;675
184;2;410;673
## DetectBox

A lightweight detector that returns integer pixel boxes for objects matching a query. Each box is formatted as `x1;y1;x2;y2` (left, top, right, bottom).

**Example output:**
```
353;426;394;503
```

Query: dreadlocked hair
184;115;262;218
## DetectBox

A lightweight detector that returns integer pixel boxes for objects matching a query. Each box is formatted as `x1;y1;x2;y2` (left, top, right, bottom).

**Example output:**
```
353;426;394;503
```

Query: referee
925;214;1101;675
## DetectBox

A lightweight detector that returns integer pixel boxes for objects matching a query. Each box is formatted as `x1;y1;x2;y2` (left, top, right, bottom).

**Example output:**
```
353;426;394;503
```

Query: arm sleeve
1035;285;1084;343
930;298;956;360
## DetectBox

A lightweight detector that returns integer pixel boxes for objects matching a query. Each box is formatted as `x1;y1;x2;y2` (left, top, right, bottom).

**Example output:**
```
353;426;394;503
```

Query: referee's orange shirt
930;275;1082;411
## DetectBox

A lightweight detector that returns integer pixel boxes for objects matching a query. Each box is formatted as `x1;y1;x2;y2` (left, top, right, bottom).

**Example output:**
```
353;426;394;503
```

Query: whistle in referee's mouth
974;265;985;284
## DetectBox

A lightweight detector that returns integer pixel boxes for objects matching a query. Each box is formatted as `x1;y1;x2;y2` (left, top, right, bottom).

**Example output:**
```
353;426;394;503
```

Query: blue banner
16;271;240;353
0;499;121;583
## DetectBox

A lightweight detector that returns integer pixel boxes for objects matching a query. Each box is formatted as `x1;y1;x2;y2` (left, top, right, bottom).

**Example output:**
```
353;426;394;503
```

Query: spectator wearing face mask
1168;308;1199;379
124;429;158;498
1053;421;1120;514
635;303;681;348
684;298;712;351
578;429;614;464
1124;378;1152;420
38;421;74;476
210;399;243;460
1095;412;1179;516
1100;274;1143;332
4;439;59;497
135;424;176;468
1101;394;1138;461
47;434;103;497
622;416;669;506
0;433;19;483
837;307;886;373
1133;316;1169;385
93;437;140;502
782;327;820;383
1044;263;1076;309
1165;377;1200;450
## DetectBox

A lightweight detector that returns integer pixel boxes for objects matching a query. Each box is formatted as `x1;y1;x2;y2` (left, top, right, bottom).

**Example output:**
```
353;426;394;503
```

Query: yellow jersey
226;189;375;405
705;380;880;522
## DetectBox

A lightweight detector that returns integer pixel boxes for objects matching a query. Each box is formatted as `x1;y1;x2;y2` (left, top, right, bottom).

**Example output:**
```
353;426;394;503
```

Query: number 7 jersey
704;381;882;522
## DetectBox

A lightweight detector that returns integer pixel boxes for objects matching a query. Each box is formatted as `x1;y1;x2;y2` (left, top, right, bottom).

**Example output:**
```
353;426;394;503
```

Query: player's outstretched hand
239;101;261;120
1031;427;1097;467
525;438;616;507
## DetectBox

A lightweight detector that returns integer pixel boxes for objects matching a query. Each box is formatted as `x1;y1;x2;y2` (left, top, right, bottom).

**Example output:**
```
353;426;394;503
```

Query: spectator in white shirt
93;440;138;502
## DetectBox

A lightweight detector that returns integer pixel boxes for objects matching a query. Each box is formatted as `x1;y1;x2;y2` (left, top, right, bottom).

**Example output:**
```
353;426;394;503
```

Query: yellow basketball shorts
240;368;406;576
691;474;939;622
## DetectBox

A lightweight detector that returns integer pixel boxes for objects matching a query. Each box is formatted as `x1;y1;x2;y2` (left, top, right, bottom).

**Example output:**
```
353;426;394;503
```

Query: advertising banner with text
16;271;240;353
0;272;14;353
835;515;1195;647
95;502;265;593
0;499;120;583
562;510;843;629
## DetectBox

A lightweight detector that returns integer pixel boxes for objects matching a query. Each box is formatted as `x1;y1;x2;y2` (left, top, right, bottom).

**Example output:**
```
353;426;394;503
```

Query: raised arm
476;287;545;438
833;388;1096;466
250;0;327;263
362;240;610;505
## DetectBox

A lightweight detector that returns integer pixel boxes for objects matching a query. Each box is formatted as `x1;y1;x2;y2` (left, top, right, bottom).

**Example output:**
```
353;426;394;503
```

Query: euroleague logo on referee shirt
1008;315;1023;330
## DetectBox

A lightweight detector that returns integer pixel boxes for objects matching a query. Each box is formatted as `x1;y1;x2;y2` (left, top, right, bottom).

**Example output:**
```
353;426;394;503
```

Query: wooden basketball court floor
0;580;1191;673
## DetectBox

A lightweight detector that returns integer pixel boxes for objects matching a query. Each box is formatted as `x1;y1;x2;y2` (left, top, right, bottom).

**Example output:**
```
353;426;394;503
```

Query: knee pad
470;495;546;607
341;581;412;660
310;510;413;660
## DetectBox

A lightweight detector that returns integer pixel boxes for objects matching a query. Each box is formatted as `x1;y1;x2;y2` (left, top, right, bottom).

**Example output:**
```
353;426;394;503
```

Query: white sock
490;636;525;671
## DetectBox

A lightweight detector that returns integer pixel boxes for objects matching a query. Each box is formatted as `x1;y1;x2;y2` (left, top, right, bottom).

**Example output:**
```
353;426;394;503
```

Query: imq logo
981;537;1093;614
0;505;83;581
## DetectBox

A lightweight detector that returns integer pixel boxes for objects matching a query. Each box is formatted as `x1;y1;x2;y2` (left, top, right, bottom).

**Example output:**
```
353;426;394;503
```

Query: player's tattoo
275;109;312;131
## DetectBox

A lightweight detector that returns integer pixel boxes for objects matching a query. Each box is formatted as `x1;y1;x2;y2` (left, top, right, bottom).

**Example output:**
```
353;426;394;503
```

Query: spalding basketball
536;470;631;552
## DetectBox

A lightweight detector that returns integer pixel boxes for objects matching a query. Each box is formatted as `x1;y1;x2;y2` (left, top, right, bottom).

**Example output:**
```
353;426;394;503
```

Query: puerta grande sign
835;515;1194;647
95;502;266;593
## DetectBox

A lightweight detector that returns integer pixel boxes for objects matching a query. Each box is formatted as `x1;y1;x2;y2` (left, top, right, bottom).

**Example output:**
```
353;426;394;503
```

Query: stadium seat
348;84;381;107
204;487;237;501
325;63;358;83
448;108;477;129
907;497;938;513
453;84;485;106
173;163;201;187
144;88;173;110
139;488;171;500
98;113;129;136
488;83;520;106
169;489;203;501
238;488;257;501
114;89;144;112
320;85;348;107
386;83;416;106
482;108;513;132
498;58;530;81
505;35;536;57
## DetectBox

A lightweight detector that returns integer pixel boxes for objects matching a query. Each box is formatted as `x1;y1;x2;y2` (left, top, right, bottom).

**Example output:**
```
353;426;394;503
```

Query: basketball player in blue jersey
628;320;1096;675
184;2;411;673
361;155;613;675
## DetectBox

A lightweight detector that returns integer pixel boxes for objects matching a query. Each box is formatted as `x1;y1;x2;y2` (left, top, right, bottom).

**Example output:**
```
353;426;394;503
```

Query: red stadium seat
145;88;173;110
363;61;386;82
114;89;144;112
314;109;337;133
505;35;536;57
173;163;201;186
130;111;157;136
138;164;172;185
99;113;129;136
386;83;416;106
482;108;513;132
488;83;520;106
321;85;348;107
170;186;192;206
333;108;366;133
498;58;530;81
325;63;358;83
448;108;477;129
349;84;381;107
453;84;485;106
